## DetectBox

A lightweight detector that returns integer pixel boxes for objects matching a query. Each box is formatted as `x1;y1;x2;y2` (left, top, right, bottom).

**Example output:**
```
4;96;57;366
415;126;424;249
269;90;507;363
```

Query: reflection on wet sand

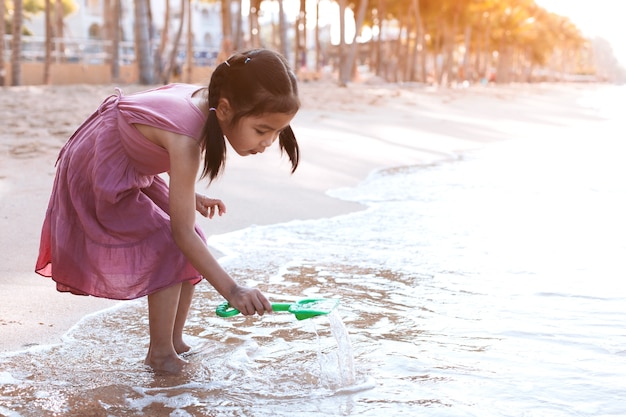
0;267;370;415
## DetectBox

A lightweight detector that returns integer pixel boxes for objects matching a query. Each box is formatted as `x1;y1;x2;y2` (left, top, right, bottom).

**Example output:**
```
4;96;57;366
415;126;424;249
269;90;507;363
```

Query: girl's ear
216;98;232;123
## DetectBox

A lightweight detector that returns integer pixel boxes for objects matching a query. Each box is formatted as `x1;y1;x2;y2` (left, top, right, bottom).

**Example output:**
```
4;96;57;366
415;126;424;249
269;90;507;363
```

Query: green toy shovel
216;298;340;321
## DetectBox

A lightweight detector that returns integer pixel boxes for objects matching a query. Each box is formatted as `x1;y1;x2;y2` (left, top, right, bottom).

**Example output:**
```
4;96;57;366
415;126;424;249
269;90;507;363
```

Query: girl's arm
146;126;271;316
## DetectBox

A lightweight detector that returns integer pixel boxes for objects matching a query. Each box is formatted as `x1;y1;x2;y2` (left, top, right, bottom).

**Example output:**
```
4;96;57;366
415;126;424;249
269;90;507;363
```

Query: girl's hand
195;194;226;218
227;285;272;316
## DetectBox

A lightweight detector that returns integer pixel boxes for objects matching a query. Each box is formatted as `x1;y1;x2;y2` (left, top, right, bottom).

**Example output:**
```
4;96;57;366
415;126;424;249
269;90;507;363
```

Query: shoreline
0;80;603;353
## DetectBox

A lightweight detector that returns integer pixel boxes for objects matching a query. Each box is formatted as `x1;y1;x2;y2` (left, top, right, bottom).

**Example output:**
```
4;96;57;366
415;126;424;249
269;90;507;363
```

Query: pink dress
36;84;207;300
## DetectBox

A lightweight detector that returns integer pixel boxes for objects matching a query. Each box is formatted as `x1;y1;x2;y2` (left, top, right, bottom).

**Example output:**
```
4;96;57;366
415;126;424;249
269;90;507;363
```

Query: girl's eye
255;129;267;135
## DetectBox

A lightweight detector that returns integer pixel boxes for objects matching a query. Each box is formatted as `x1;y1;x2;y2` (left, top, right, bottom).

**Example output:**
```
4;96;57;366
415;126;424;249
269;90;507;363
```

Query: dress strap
97;88;123;115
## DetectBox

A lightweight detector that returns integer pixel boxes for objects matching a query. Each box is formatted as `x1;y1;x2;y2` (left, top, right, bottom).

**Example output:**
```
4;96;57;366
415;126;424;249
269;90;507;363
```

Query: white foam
333;375;377;395
0;405;23;417
127;392;199;413
0;371;20;385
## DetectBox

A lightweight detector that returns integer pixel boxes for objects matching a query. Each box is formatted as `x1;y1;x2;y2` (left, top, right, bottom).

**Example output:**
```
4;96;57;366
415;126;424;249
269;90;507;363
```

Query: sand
0;79;595;352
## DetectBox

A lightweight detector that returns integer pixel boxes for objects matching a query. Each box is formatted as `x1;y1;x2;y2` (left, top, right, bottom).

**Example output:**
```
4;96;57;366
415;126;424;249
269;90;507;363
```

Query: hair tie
224;60;231;67
244;57;251;64
209;107;216;112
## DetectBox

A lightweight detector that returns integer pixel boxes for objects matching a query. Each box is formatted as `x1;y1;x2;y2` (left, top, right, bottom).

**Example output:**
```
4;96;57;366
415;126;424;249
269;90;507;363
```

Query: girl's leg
172;281;195;354
145;283;187;373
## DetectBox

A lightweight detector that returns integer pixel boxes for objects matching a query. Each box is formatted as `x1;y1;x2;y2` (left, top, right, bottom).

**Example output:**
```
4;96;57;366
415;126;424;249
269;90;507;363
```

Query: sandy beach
0;79;596;353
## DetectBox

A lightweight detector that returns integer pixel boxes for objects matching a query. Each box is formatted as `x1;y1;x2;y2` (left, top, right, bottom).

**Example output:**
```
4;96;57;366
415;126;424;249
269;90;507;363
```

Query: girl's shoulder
128;83;201;97
119;84;207;140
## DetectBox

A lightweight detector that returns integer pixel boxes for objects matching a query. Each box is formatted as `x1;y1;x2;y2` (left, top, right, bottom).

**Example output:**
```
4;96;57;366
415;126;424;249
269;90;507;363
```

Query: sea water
1;85;625;416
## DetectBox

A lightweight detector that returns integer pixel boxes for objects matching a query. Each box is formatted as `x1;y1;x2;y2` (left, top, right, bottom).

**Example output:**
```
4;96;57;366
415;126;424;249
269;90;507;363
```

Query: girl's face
220;111;295;156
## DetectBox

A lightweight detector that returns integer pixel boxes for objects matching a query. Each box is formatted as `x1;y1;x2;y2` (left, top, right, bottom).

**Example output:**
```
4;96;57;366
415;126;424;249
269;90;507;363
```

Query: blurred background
1;0;625;87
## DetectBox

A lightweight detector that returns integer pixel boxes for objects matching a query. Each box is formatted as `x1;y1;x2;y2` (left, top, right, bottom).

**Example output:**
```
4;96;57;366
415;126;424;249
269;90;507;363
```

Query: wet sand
0;80;596;352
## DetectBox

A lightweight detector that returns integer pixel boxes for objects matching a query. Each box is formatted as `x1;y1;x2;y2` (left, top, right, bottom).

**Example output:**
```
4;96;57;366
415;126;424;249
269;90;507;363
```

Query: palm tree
294;0;306;71
54;0;65;61
0;0;6;86
103;0;121;80
162;0;185;83
371;0;386;78
232;0;243;49
248;0;262;48
134;0;154;84
405;0;423;82
342;0;368;85
219;0;232;57
155;0;171;81
337;0;347;85
314;0;322;72
495;1;537;82
471;0;499;82
44;0;52;84
277;0;287;57
185;0;193;82
11;0;23;86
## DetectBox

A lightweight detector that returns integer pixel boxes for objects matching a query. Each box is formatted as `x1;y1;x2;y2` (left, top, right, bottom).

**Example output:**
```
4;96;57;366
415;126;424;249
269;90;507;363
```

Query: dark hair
200;49;301;182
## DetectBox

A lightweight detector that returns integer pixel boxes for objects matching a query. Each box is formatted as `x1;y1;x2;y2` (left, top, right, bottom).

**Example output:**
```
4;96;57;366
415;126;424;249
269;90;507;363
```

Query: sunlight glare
535;0;626;65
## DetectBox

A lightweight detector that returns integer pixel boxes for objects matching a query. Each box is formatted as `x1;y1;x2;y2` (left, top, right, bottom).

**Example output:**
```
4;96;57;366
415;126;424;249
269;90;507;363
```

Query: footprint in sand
9;142;58;159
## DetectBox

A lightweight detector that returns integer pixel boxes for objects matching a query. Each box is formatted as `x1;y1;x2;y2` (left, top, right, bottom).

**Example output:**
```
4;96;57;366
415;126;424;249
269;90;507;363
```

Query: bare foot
144;352;188;374
174;340;191;355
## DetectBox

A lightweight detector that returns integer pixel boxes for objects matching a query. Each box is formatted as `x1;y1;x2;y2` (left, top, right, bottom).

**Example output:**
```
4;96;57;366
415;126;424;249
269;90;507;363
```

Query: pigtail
200;109;226;182
200;62;229;182
279;126;300;173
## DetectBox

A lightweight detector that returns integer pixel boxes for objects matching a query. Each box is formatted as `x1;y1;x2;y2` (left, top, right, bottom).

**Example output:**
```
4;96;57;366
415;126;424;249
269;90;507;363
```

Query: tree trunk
476;18;489;80
461;24;471;82
294;0;306;70
0;0;5;86
220;0;232;57
134;0;154;84
101;0;120;79
441;6;460;86
185;0;193;83
394;16;406;82
248;0;261;48
233;0;243;49
437;20;452;85
344;0;368;84
404;0;417;81
163;0;186;83
415;0;428;83
337;0;346;85
11;0;23;86
315;0;321;72
278;0;287;57
483;23;491;80
44;0;53;84
374;0;386;77
432;17;442;83
155;0;170;81
55;0;65;61
496;39;510;83
103;0;112;70
110;0;120;80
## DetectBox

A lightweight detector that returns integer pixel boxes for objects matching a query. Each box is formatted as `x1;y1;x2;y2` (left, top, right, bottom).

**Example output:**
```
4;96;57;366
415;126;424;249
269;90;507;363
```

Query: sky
536;0;626;66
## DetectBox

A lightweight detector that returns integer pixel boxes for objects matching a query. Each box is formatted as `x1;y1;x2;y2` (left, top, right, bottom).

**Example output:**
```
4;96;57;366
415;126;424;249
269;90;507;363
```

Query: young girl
35;49;300;374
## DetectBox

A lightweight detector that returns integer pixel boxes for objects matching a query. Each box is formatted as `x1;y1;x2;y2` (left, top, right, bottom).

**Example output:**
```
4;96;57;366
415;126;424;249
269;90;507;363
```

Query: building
27;0;223;65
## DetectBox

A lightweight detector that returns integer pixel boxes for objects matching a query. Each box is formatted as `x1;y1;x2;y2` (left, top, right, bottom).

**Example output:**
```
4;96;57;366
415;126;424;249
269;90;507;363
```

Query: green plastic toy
216;298;340;321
